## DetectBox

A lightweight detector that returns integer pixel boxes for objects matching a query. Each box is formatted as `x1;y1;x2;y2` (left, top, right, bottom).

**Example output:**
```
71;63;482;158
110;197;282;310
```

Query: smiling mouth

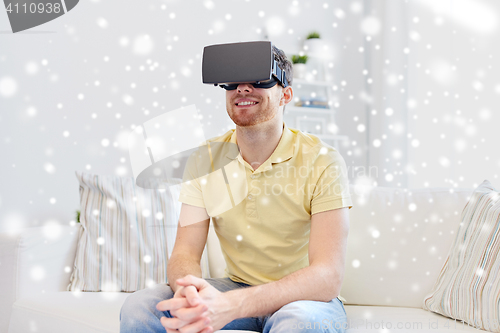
235;101;259;106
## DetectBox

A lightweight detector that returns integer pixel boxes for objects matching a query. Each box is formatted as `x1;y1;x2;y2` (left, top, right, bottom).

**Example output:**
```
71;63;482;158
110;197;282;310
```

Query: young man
120;45;352;333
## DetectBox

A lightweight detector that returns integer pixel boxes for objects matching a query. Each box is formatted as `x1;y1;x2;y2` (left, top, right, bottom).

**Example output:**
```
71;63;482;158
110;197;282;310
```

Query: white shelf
285;47;349;151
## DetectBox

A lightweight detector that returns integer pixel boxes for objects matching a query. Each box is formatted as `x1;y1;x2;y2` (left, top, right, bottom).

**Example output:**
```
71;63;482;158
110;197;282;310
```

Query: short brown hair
272;44;293;87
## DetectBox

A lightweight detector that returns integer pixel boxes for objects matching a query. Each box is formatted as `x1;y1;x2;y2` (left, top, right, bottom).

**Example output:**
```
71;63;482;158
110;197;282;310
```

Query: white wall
366;0;500;188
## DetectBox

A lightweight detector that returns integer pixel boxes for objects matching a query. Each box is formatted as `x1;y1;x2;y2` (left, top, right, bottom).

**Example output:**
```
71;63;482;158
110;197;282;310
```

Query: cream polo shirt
178;122;353;301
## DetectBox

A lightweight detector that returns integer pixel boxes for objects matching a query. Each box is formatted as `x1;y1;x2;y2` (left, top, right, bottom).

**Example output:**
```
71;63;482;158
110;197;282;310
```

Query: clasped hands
156;275;236;333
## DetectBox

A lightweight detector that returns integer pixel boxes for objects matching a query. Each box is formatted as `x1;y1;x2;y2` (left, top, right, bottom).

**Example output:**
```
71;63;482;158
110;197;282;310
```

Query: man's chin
232;119;259;127
227;108;276;127
232;115;277;127
228;111;254;126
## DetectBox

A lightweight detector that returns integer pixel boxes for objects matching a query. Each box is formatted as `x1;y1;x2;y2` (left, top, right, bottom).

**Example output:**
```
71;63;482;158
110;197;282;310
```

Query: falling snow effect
0;1;498;305
0;76;18;97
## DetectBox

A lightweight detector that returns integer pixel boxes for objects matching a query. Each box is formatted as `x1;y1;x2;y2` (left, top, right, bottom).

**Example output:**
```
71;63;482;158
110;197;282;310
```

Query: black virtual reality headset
202;41;290;90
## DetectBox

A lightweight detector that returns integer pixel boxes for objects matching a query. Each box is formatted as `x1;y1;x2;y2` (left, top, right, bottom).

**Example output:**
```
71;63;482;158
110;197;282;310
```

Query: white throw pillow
67;171;210;292
423;180;500;332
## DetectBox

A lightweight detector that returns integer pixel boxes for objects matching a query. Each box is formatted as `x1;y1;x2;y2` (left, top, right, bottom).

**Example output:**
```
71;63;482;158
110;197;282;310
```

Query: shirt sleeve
310;149;353;215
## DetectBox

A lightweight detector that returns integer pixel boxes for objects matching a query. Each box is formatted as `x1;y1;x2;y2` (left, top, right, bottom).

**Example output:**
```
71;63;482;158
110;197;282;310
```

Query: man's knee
278;301;324;327
120;284;174;322
268;300;347;333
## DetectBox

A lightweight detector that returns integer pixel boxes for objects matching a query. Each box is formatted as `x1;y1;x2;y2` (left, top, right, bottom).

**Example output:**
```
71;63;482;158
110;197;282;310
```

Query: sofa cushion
344;305;484;332
8;292;130;333
0;226;80;333
68;172;210;292
7;292;256;333
423;180;500;332
341;185;471;308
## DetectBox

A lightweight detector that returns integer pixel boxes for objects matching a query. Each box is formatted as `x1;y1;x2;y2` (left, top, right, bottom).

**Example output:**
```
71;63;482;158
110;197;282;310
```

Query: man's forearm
166;254;202;293
226;264;342;319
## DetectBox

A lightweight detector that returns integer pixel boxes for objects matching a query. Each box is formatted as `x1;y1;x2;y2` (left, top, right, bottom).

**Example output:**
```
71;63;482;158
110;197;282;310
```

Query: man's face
225;82;284;127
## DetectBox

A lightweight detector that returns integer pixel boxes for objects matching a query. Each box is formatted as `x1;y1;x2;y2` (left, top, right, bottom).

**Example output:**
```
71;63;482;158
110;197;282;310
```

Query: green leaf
292;55;308;64
306;31;321;39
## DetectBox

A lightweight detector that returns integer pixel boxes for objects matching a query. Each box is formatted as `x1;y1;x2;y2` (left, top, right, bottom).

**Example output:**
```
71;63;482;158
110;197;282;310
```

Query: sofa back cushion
340;184;471;308
68;171;210;292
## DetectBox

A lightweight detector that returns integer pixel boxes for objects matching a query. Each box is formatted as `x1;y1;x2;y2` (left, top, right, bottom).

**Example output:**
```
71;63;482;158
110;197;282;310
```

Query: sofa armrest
0;225;80;333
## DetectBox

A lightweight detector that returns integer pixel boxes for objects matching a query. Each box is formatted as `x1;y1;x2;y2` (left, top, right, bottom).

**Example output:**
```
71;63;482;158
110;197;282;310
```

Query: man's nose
237;83;253;92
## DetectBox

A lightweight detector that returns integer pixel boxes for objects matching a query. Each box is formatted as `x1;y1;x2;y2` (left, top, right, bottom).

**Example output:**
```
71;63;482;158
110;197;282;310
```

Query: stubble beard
227;98;280;127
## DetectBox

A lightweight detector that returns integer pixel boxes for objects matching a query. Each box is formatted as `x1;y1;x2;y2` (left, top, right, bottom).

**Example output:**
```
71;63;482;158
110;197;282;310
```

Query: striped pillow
423;180;500;332
67;171;211;292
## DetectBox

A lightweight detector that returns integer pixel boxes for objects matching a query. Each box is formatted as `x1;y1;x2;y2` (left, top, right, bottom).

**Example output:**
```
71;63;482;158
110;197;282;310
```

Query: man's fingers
174;303;208;322
200;327;214;333
176;275;210;291
176;315;211;333
160;315;210;332
166;329;178;333
160;316;187;330
156;297;190;312
166;328;182;333
172;285;184;298
182;285;201;306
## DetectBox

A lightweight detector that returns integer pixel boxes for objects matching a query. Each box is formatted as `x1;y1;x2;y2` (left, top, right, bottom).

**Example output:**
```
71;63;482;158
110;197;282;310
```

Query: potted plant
306;31;320;39
303;31;324;56
291;54;308;79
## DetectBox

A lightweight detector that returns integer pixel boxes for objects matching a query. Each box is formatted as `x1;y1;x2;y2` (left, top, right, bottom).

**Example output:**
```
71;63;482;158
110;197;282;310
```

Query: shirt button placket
247;172;259;222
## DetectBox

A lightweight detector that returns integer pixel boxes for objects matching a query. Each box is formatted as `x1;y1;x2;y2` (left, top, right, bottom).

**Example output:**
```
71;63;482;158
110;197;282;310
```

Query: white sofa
0;185;487;333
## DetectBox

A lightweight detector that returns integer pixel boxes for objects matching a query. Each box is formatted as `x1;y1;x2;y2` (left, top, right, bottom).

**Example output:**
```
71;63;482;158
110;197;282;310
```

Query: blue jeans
120;277;347;332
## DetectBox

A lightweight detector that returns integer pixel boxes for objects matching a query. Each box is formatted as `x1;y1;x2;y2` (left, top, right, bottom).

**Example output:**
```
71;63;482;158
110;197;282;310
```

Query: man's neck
235;117;284;171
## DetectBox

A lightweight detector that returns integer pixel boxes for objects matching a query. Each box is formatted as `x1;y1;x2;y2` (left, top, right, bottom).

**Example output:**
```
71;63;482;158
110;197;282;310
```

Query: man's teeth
238;101;257;106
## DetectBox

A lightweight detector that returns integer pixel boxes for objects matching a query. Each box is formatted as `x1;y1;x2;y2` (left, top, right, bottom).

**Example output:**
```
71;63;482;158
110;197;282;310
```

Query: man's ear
280;86;293;106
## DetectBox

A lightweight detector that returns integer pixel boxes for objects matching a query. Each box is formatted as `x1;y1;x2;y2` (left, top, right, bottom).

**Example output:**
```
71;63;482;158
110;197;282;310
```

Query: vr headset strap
273;59;289;88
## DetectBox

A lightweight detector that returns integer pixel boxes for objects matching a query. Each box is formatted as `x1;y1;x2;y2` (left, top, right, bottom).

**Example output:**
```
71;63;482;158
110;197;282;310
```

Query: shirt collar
225;122;294;168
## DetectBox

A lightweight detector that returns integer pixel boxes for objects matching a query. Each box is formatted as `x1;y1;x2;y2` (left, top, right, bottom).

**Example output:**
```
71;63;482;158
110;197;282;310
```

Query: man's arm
167;203;210;293
226;206;349;319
